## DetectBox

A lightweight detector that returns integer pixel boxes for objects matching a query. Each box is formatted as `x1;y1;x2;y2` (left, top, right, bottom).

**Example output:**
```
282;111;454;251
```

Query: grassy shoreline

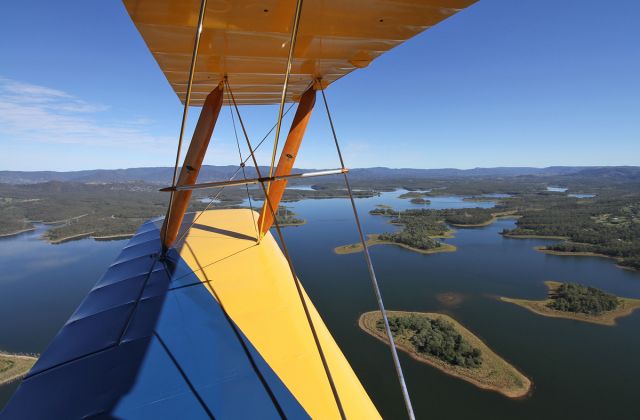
500;281;640;326
359;311;532;398
534;246;613;259
334;234;457;255
502;233;568;240
0;227;36;238
48;231;137;244
533;246;639;272
93;233;136;241
277;220;307;227
48;231;96;244
448;212;519;228
0;352;37;386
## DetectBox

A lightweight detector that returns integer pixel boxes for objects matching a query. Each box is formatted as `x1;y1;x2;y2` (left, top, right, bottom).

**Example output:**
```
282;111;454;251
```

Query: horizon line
1;164;639;173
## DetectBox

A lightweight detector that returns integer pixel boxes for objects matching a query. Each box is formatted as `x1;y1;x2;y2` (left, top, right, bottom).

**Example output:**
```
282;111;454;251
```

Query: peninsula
359;311;531;398
500;281;640;326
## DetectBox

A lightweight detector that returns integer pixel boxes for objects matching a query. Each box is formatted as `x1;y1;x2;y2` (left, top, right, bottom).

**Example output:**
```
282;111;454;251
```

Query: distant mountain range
1;166;639;184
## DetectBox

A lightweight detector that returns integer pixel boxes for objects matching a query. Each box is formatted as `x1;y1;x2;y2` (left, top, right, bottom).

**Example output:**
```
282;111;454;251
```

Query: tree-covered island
334;233;457;255
335;208;457;255
500;281;640;326
384;314;482;368
335;207;509;255
398;191;431;200
274;206;306;227
359;311;532;398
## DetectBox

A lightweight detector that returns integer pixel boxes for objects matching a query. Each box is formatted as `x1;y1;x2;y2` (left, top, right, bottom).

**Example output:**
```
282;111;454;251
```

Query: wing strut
258;86;316;236
259;0;305;237
161;82;224;250
161;0;212;253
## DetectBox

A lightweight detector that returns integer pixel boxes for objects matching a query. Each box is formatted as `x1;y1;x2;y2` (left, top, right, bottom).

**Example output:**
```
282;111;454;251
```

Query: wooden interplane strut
258;86;316;236
161;82;224;249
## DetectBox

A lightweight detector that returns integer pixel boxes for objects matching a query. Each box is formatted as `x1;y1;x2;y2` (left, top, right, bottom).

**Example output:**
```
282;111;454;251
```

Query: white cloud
2;80;70;99
0;77;172;147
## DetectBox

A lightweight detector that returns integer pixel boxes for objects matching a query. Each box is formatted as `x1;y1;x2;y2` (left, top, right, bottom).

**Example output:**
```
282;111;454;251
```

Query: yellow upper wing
123;0;477;105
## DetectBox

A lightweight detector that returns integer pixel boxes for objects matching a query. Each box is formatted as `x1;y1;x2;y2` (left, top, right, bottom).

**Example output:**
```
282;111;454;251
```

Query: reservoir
1;191;639;418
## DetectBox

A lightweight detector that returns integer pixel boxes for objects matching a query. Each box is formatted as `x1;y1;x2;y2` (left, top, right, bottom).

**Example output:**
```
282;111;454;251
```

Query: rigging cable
226;81;347;420
319;85;417;420
154;332;216;419
259;0;305;236
226;82;259;240
161;0;208;255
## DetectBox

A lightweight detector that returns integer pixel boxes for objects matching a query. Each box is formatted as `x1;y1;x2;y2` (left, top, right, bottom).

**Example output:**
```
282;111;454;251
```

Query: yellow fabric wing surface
123;0;477;105
175;209;380;419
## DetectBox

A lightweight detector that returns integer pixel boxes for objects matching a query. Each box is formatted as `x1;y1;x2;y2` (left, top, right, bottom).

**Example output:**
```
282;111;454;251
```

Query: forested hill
3;165;638;185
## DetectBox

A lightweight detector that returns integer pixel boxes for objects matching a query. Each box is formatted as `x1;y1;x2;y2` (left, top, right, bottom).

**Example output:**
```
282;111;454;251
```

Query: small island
336;207;458;255
410;197;431;205
0;352;37;386
275;206;306;227
359;311;531;398
500;281;640;326
334;233;456;255
398;191;431;200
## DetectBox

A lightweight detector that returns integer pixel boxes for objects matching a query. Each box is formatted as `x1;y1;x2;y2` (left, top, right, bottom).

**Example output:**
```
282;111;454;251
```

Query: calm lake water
1;190;639;419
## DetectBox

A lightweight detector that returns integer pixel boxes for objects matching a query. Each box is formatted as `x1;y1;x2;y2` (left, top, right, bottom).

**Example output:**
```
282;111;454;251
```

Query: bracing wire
227;82;347;420
319;85;417;420
226;83;259;240
161;0;208;254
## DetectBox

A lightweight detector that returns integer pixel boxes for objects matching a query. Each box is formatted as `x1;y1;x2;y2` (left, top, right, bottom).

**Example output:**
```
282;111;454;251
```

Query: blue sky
1;0;639;171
